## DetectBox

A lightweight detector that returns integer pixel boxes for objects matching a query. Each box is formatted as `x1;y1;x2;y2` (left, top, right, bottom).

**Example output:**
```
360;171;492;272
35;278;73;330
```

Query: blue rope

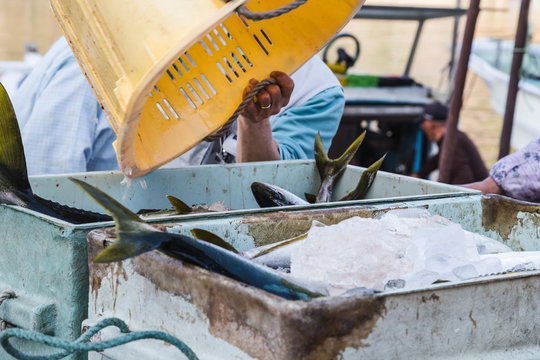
0;317;199;360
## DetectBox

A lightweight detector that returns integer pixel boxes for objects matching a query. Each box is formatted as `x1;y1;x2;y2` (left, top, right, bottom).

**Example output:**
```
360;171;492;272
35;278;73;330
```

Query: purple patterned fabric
490;137;540;202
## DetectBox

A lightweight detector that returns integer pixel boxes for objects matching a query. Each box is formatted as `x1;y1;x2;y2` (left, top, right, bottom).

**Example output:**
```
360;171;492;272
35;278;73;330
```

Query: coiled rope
0;317;199;360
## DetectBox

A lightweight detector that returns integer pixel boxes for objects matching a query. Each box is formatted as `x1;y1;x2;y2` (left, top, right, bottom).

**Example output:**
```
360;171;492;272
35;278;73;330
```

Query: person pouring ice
10;37;345;175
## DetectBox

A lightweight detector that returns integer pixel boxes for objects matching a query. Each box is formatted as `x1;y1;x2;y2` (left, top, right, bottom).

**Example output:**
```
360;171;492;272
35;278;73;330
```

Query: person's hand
461;176;502;195
236;71;292;162
240;71;294;123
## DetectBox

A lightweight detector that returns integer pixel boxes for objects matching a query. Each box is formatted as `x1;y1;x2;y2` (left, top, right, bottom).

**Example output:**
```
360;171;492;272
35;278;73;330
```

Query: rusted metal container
0;160;473;359
86;194;540;360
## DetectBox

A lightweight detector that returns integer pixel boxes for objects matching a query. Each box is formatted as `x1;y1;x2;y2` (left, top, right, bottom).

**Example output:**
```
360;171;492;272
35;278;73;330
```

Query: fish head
251;182;308;208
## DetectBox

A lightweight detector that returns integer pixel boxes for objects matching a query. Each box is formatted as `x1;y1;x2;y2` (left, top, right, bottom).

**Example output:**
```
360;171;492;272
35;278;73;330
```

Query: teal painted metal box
0;160;475;359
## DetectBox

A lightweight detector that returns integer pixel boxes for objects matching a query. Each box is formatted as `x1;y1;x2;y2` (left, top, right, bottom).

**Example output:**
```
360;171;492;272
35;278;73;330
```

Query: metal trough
86;194;540;360
0;161;473;359
29;160;475;216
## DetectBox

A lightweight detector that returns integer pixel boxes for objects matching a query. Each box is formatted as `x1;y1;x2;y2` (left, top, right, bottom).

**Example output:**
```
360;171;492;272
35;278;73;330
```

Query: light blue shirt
12;38;344;175
274;86;344;160
11;37;118;176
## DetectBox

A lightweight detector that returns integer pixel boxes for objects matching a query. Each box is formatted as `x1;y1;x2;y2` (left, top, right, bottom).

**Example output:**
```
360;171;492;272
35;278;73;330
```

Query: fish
137;195;231;219
0;81;111;224
250;181;309;208
242;221;326;269
166;195;232;214
253;130;384;206
190;228;239;253
70;177;325;300
245;233;309;270
314;131;365;203
339;154;387;201
245;154;386;267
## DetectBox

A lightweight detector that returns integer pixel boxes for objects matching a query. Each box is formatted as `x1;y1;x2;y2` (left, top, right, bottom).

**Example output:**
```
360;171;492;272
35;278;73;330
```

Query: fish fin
314;131;366;203
0;86;111;222
69;177;161;262
166;195;192;214
340;153;386;201
313;132;330;180
334;130;366;169
0;81;33;203
251;220;326;259
279;278;325;299
304;193;317;204
252;233;308;259
69;177;143;228
190;228;239;253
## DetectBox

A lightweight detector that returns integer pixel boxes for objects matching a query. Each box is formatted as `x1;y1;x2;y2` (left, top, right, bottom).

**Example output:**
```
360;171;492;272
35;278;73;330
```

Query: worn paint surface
241;206;386;248
88;194;540;359
342;273;540;358
0;205;90;360
88;234;386;360
480;195;540;251
0;162;476;359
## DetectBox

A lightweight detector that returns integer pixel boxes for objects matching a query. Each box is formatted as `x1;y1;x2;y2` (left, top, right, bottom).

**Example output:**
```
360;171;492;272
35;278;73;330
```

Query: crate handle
204;78;277;142
205;0;311;142
0;290;56;335
227;0;310;21
0;291;14;331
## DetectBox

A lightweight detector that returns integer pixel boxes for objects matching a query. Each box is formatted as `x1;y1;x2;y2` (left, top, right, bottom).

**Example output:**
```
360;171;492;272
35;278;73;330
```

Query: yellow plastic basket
49;0;365;177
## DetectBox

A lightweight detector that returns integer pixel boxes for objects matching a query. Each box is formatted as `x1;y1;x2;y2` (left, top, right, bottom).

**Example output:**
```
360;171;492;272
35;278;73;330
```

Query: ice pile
289;209;540;296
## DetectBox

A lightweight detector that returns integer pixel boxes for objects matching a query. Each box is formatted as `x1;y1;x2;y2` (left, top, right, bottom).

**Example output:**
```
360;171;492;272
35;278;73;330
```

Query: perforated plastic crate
50;0;365;177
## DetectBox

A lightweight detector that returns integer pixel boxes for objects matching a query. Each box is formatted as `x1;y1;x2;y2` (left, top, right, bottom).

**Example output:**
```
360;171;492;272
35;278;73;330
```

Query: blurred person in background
411;101;488;185
10;37;118;175
463;137;540;202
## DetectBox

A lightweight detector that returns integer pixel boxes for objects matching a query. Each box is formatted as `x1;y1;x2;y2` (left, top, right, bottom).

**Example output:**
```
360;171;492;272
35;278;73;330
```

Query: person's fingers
241;79;261;120
270;71;294;107
241;73;293;122
242;78;258;97
264;85;282;112
256;88;273;112
243;101;257;118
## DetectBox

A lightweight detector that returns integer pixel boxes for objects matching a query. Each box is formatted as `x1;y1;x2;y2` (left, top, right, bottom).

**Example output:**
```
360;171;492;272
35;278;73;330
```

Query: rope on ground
0;317;199;360
204;78;277;141
0;290;16;331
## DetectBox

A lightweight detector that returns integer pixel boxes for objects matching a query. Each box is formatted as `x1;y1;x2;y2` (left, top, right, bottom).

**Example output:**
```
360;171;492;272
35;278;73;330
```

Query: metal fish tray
0;160;474;359
86;194;540;360
30;159;475;216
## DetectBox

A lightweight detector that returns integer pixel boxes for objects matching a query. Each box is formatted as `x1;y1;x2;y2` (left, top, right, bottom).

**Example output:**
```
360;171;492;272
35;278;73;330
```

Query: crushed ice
284;208;540;296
